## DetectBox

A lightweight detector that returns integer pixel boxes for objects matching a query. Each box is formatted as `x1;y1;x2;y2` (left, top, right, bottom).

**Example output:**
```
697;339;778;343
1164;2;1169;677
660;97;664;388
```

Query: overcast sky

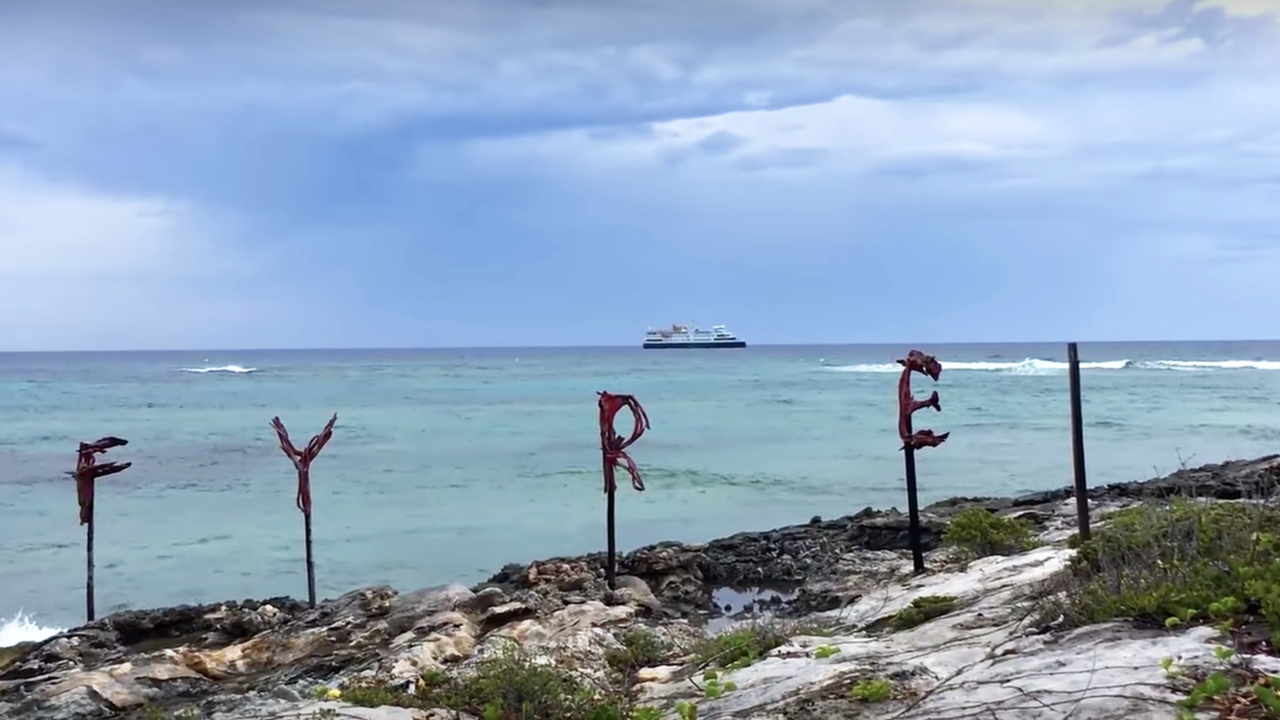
1;0;1278;350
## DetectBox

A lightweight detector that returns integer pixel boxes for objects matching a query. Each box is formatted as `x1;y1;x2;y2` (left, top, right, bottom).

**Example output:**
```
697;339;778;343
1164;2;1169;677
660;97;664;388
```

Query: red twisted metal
598;392;649;493
270;414;337;515
897;350;949;451
67;437;131;525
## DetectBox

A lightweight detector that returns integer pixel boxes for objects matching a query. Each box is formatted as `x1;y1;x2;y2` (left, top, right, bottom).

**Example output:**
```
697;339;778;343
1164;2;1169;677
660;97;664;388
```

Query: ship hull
642;340;746;349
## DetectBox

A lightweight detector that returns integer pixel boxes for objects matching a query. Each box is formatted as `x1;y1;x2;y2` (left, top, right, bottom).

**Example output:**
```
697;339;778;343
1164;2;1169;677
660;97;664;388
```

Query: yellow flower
326;688;342;700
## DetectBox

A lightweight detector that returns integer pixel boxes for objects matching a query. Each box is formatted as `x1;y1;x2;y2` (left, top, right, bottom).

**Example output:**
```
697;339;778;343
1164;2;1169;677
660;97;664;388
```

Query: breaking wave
821;358;1280;375
0;610;62;645
178;365;258;374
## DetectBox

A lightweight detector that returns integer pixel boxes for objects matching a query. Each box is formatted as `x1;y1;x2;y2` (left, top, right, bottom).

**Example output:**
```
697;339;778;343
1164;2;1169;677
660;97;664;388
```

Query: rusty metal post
896;350;949;575
598;392;649;590
902;416;924;573
1067;343;1091;542
271;413;337;608
69;437;132;622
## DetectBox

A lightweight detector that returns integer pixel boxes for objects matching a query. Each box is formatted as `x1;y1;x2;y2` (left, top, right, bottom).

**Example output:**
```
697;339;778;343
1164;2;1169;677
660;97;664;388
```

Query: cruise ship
642;324;746;349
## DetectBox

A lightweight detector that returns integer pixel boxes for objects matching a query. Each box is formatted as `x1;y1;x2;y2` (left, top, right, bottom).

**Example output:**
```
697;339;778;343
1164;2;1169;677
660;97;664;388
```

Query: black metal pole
86;500;96;622
304;512;316;608
1067;342;1091;542
903;416;925;574
605;483;617;590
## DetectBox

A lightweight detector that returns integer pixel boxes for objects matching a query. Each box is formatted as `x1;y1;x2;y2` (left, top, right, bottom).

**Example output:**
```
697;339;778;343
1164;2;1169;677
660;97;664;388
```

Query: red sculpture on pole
598;391;649;590
271;413;337;607
68;436;132;622
897;350;948;573
898;350;950;451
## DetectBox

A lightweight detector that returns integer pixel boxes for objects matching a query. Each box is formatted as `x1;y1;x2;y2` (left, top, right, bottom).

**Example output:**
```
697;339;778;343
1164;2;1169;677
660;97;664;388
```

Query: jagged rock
3;455;1278;720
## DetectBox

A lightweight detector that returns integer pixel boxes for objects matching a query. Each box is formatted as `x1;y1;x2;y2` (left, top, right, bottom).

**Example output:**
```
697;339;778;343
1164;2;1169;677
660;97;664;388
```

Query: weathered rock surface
639;541;1280;719
2;455;1277;720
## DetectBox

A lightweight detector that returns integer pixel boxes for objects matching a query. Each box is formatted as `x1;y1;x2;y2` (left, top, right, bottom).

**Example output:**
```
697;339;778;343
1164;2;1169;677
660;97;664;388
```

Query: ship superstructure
642;324;746;349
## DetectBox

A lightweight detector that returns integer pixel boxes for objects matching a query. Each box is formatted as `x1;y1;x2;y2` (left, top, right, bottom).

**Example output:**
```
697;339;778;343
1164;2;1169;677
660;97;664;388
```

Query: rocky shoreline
2;454;1278;720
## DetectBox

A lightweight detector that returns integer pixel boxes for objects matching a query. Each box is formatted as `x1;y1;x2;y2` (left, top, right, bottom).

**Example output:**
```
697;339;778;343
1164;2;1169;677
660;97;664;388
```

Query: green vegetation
1032;496;1280;718
603;627;675;679
812;644;841;659
1163;645;1280;719
941;508;1039;560
140;706;201;720
693;618;830;670
1046;499;1280;631
698;669;737;700
849;677;894;703
891;595;958;630
333;641;653;720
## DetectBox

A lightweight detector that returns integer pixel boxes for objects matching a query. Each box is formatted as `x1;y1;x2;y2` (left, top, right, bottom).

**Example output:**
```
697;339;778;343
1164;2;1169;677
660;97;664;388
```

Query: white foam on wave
822;358;1129;375
0;610;62;646
821;357;1280;375
178;365;257;374
1145;359;1280;371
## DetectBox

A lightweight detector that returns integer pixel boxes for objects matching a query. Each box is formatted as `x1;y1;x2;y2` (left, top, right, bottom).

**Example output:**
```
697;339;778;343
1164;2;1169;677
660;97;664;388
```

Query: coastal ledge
1;455;1277;720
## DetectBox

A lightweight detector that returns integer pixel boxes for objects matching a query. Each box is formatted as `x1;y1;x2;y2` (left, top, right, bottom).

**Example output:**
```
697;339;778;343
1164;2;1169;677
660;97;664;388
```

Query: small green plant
1256;677;1280;714
942;508;1039;559
699;669;738;700
813;645;841;659
891;595;958;630
336;642;634;720
630;707;663;720
1176;671;1233;719
849;678;894;703
693;618;828;669
137;707;202;720
1166;642;1280;718
309;710;339;720
605;627;672;677
675;700;697;720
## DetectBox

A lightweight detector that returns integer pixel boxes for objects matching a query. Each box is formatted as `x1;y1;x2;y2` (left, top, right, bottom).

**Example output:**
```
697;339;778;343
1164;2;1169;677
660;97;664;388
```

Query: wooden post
1067;342;1091;542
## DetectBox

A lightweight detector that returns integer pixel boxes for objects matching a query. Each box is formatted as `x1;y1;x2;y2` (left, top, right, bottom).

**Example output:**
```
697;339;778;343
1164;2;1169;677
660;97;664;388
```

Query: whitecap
0;610;62;645
178;365;258;374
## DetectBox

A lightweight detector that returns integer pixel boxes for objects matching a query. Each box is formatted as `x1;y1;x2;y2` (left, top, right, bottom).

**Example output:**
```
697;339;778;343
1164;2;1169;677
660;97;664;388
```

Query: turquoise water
2;342;1280;631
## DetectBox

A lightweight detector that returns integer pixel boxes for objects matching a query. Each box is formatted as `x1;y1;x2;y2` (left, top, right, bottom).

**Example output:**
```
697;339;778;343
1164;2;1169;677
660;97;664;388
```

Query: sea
2;341;1280;644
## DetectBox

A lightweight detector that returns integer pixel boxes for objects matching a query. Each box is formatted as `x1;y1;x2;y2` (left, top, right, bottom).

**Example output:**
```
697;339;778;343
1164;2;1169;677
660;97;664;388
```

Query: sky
1;0;1279;350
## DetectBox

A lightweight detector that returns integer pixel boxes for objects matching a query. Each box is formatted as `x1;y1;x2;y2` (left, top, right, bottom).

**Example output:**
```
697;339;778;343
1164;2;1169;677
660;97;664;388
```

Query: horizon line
1;338;1278;354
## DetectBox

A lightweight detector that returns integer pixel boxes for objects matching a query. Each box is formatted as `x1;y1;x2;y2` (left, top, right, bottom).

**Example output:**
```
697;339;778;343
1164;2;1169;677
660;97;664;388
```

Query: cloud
1;0;1279;347
0;164;285;351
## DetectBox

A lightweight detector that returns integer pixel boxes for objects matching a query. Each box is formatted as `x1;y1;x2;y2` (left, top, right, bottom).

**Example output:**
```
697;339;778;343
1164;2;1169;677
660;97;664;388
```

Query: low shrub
891;595;958;630
604;627;674;678
693;618;830;670
942;508;1038;559
849;677;894;702
337;641;646;720
1048;499;1280;631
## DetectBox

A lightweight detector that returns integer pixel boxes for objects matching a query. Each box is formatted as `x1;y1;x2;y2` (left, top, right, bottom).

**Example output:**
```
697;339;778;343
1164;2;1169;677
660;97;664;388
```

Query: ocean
2;342;1279;643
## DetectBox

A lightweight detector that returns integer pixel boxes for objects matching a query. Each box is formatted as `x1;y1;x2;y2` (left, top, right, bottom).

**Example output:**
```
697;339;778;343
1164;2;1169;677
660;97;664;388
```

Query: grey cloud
3;0;1275;140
